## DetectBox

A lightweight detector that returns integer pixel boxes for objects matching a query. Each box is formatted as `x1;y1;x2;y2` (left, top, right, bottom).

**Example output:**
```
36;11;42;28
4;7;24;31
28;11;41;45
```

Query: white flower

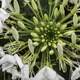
21;64;29;80
0;8;9;22
0;0;11;9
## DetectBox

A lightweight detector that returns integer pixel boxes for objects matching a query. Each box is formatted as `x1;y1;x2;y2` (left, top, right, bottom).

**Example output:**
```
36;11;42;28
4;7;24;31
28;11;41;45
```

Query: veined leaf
71;32;76;44
11;26;19;41
73;13;78;27
14;0;20;13
28;39;34;53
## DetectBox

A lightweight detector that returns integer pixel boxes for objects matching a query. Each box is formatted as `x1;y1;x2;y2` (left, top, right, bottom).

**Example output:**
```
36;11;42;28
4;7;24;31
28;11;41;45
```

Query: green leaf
71;32;76;44
17;21;26;30
28;39;34;53
14;0;20;13
41;45;47;52
54;8;59;18
73;13;78;27
11;26;19;41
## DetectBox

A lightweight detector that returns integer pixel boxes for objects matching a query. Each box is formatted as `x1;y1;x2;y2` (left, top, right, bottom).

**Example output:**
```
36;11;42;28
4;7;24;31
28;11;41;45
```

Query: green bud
62;0;68;7
55;0;60;6
54;8;59;18
44;13;48;21
33;42;39;46
42;39;45;42
49;50;54;55
35;27;40;32
56;22;61;28
31;32;39;37
41;45;48;52
64;30;74;36
17;21;26;30
33;16;39;25
41;22;45;26
59;5;65;16
49;21;53;25
60;24;67;30
31;0;38;11
73;13;78;27
33;38;40;41
52;43;57;48
71;32;76;44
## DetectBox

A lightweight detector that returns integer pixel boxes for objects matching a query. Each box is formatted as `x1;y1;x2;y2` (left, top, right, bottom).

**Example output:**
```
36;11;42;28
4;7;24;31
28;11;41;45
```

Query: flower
0;8;9;22
0;0;11;9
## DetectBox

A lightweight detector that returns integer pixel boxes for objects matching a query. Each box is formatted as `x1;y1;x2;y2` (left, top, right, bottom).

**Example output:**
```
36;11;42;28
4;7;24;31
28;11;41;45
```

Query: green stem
37;0;43;18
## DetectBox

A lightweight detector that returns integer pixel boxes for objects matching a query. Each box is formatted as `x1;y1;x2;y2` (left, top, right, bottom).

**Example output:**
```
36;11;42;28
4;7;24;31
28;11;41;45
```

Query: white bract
0;0;11;9
0;8;9;22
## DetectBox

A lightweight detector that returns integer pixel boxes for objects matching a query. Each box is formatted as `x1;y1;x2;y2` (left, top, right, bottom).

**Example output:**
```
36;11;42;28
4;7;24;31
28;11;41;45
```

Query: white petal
14;54;24;69
0;8;9;21
2;63;13;71
1;0;11;9
21;64;29;80
71;67;80;80
32;67;46;80
0;54;17;65
0;47;5;57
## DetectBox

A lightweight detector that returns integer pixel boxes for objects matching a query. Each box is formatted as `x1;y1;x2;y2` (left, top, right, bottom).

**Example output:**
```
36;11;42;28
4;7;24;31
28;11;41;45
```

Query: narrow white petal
21;64;29;80
0;8;9;21
14;54;24;69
